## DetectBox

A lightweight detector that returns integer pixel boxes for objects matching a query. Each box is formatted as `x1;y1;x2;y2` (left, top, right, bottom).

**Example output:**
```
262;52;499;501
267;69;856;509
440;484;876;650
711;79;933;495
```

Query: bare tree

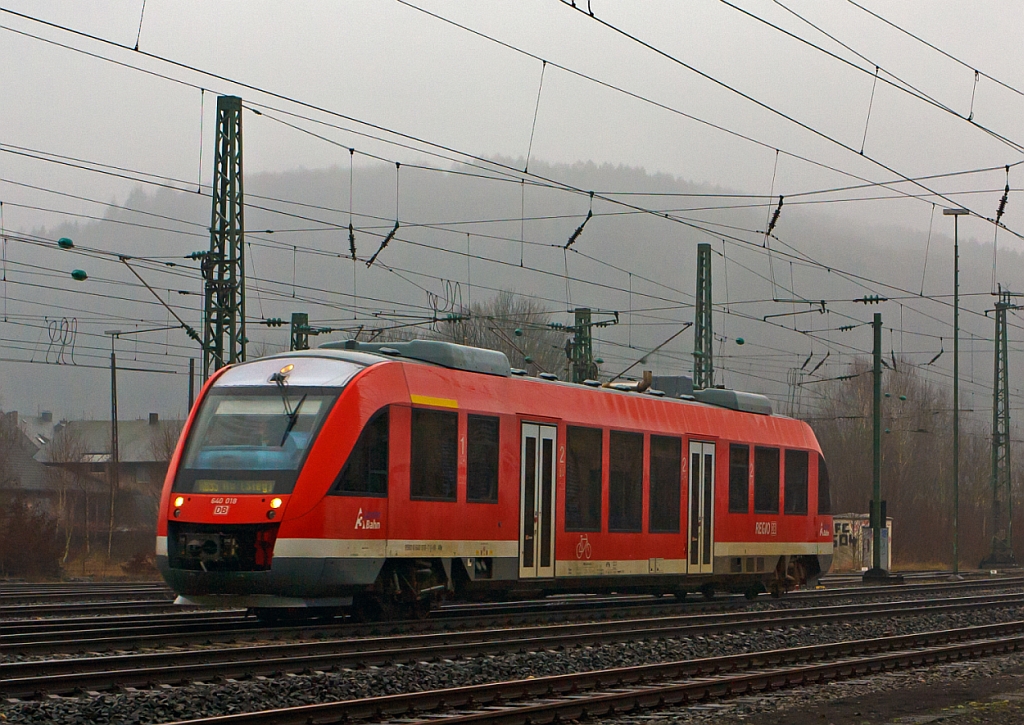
808;359;993;566
0;412;22;491
140;420;185;519
248;340;288;359
433;290;566;375
45;426;88;563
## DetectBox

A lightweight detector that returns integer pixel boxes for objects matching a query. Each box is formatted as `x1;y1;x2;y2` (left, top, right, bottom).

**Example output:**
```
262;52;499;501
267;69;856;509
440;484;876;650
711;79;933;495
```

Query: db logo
355;508;382;530
213;505;230;515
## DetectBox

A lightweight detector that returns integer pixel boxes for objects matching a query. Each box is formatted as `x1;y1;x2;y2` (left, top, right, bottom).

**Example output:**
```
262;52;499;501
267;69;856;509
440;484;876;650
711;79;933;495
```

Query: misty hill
3;158;1019;424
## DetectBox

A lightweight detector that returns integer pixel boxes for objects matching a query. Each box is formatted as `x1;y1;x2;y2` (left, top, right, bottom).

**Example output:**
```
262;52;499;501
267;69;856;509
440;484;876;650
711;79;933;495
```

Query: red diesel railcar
157;339;833;619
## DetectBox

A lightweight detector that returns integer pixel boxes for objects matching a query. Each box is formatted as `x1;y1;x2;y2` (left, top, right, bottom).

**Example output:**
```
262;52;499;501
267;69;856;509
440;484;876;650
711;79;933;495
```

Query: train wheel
673;590;687;601
744;583;764;601
251;607;282;624
700;584;715;601
771;556;792;597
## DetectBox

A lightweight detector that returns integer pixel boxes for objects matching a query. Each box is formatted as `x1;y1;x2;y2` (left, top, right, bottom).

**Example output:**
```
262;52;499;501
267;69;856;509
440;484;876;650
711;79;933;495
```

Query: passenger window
565;426;602;532
728;444;749;513
609;431;643;532
784;449;809;515
467;415;500;503
649;435;681;533
332;408;389;496
818;454;832;515
410;408;458;501
754;446;780;514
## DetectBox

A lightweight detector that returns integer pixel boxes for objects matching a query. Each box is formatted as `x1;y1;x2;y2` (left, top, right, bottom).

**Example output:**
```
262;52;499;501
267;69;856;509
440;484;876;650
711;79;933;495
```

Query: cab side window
818;454;832;515
332;407;389;496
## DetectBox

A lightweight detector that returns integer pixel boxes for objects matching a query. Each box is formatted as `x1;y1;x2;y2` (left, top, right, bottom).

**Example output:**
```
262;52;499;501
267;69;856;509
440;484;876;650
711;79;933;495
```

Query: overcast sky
2;1;1024;419
3;2;1024;227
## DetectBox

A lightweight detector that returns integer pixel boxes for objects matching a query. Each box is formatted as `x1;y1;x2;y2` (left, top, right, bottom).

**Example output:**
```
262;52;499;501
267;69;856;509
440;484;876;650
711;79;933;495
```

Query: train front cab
156;354;384;608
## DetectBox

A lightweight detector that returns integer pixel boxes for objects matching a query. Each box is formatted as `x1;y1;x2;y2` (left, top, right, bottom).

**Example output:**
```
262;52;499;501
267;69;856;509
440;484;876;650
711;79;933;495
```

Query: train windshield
175;389;335;493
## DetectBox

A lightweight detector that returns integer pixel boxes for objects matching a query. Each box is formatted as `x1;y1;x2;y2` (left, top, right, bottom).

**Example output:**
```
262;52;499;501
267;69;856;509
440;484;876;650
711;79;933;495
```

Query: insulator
766;195;784;237
996;183;1009;223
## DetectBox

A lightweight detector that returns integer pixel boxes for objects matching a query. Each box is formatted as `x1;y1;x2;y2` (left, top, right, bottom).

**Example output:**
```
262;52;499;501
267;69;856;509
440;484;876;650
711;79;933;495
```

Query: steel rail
0;609;243;636
0;599;185;619
159;621;1024;725
0;588;171;605
6;574;1024;655
3;591;1024;698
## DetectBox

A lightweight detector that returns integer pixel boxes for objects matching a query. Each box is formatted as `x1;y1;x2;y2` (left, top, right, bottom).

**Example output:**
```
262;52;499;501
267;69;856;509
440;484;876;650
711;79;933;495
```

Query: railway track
4;575;1024;656
156;620;1024;725
0;582;171;606
3;590;1024;698
0;598;188;619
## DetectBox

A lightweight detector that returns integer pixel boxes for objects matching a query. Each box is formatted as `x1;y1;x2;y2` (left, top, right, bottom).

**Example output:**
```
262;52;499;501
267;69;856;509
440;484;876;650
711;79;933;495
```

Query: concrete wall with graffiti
833;513;893;571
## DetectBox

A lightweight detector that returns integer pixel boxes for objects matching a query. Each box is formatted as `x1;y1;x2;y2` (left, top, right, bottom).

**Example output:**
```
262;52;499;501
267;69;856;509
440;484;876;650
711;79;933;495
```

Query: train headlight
174;496;184;507
270;497;283;509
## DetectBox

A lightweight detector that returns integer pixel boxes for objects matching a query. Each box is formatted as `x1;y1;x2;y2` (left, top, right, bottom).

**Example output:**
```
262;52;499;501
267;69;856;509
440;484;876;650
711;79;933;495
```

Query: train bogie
157;340;832;618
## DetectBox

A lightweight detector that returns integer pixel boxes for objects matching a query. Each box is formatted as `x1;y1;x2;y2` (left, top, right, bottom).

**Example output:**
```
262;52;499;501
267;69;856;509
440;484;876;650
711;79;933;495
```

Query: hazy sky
3;1;1024;420
3;2;1024;227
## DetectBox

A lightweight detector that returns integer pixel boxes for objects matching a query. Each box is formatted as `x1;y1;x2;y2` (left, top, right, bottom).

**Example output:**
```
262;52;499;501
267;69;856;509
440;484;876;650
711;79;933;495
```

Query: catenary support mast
981;287;1018;568
693;242;713;390
203;95;245;380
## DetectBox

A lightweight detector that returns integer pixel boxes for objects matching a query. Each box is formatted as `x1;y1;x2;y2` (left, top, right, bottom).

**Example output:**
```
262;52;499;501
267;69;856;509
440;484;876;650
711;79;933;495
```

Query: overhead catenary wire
525;60;547;173
5;1;1024;253
719;0;1024;155
3;0;994;249
555;0;1024;235
4;5;1019;413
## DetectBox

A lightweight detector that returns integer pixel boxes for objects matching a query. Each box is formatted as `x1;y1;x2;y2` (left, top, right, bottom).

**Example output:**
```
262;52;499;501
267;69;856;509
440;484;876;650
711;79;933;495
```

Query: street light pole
104;330;121;559
943;207;968;578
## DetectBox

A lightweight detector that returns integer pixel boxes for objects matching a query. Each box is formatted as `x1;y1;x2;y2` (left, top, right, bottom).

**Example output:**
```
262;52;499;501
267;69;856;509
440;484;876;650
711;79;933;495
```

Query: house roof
1;412;50;491
17;413;57;450
35;419;184;465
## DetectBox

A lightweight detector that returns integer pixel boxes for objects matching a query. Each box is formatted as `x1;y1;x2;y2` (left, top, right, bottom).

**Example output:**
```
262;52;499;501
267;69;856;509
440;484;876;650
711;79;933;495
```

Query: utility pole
290;312;310;351
104;330;121;559
863;313;901;583
981;287;1019;568
202;95;246;381
693;242;714;390
944;206;968;577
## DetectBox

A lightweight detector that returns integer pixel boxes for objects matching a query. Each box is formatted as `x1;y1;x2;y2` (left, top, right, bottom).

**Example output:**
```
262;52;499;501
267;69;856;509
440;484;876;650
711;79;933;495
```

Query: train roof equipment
311;337;774;415
320;338;511;377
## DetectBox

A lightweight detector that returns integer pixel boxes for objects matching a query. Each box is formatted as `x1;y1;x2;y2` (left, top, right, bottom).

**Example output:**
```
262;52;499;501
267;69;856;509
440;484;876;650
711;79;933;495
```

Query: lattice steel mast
981;287;1019;568
693;242;714;390
202;95;245;380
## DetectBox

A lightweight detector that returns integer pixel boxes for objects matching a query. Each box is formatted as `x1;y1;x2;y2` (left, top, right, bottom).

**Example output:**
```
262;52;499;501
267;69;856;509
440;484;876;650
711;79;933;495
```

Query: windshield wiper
279;394;307;447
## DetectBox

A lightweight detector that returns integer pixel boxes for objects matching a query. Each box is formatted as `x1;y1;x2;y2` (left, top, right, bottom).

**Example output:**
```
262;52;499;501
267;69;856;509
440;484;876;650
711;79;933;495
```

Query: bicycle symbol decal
575;534;592;560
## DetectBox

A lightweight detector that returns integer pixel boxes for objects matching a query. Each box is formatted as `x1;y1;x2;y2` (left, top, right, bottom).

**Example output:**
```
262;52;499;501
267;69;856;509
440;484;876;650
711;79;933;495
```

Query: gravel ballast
4;596;1024;724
